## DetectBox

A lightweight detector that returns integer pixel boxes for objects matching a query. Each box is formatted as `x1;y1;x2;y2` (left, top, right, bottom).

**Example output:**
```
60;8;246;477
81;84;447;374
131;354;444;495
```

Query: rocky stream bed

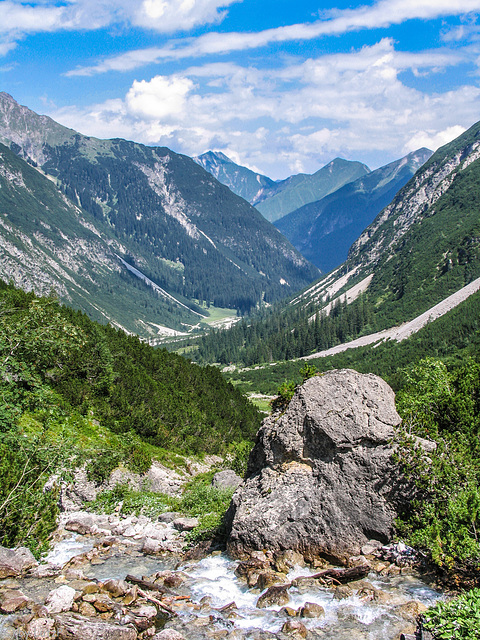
0;370;447;639
0;509;442;640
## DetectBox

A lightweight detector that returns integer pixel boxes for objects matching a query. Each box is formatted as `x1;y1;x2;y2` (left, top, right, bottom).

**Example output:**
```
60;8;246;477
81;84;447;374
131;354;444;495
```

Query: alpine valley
193;119;480;375
2;89;480;640
0;92;319;340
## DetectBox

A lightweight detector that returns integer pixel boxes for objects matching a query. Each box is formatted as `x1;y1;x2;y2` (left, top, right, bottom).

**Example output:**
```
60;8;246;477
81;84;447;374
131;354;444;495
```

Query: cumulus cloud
50;39;480;178
403;125;468;153
126;75;194;120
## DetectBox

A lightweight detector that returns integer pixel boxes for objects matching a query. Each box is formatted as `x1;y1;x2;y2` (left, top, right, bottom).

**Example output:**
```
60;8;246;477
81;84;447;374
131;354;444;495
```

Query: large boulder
226;369;403;563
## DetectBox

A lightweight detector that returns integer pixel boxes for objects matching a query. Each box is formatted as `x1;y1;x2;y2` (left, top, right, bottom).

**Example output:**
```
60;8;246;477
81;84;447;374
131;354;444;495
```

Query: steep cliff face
226;370;405;562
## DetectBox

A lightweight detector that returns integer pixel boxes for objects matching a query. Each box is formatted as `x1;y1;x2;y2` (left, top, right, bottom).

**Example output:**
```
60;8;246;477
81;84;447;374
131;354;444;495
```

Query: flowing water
0;535;443;639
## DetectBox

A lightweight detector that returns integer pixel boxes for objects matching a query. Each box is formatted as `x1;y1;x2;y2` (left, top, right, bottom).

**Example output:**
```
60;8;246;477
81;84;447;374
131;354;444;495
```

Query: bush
423;589;480;639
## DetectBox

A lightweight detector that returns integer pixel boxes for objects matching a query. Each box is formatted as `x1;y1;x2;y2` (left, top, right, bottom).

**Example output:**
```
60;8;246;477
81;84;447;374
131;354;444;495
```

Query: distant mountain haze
274;148;433;273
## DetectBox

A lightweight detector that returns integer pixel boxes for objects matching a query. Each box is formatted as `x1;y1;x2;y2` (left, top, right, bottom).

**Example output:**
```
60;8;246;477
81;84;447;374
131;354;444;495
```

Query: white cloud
65;0;480;75
403;125;468;152
126;75;194;120
133;0;241;32
0;0;242;56
50;40;480;178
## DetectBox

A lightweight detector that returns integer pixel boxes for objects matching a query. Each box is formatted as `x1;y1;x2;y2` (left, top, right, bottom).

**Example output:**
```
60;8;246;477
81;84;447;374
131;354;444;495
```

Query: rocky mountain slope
274;148;432;273
299;120;480;326
193;150;275;204
195;151;370;222
0;93;319;337
192;120;480;366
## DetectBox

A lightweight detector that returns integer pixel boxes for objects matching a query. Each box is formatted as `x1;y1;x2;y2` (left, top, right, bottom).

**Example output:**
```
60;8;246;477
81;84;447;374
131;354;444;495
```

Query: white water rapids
0;535;443;640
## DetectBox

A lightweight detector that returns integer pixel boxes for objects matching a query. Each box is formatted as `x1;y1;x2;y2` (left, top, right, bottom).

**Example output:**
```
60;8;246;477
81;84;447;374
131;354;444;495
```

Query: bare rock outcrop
226;369;404;563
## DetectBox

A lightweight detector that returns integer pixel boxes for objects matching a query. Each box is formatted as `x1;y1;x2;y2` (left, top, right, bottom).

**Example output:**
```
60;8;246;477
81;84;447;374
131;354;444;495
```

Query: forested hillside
0;93;319;337
0;280;261;551
190;121;480;367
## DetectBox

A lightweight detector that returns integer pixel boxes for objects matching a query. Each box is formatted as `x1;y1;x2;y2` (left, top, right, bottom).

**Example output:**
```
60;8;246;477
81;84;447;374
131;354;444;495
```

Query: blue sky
1;0;480;178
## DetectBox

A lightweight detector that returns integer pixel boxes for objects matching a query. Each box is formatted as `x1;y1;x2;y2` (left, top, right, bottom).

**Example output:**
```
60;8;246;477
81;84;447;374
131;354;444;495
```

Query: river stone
45;585;76;614
26;617;56;640
226;370;404;563
173;517;199;532
152;631;186;640
0;588;29;613
0;545;38;578
54;613;137;639
281;619;308;638
256;585;290;608
299;601;325;618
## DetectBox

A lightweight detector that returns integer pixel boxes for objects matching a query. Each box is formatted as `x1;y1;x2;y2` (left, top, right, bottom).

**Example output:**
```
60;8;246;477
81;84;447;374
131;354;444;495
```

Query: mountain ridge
274;148;432;272
0;93;319;338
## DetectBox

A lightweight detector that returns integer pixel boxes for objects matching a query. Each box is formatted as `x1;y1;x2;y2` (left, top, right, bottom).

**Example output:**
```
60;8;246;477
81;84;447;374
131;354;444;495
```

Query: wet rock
157;571;186;588
211;470;242;491
274;550;305;574
279;606;298;617
0;588;29;613
0;545;38;578
256;571;288;590
256;585;290;608
25;616;56;639
45;585;76;614
333;585;354;600
226;370;406;563
173;517;199;532
102;578;128;598
152;631;185;640
235;558;271;587
299;602;325;618
281;619;308;638
54;613;138;639
394;600;428;620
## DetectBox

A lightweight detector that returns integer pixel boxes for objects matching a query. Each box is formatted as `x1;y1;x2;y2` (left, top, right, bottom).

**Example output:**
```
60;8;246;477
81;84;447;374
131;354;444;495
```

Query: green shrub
88;485;180;518
394;358;480;574
423;589;480;639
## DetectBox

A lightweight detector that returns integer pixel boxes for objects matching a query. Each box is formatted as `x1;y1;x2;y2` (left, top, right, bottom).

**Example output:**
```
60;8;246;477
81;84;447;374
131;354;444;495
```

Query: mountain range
274;148;432;272
0;92;319;339
193;119;480;368
196;151;370;222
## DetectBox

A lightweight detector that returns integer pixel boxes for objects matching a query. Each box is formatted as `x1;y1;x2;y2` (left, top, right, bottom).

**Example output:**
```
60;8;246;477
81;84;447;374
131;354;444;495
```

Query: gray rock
64;512;96;536
0;545;38;578
0;588;29;613
172;517;199;532
158;512;182;524
54;613;137;639
45;585;76;614
212;470;242;490
153;630;186;640
226;370;404;563
25;617;56;640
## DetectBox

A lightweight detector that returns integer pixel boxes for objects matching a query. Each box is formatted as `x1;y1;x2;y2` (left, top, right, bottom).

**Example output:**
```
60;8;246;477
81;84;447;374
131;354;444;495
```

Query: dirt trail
301;276;480;361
